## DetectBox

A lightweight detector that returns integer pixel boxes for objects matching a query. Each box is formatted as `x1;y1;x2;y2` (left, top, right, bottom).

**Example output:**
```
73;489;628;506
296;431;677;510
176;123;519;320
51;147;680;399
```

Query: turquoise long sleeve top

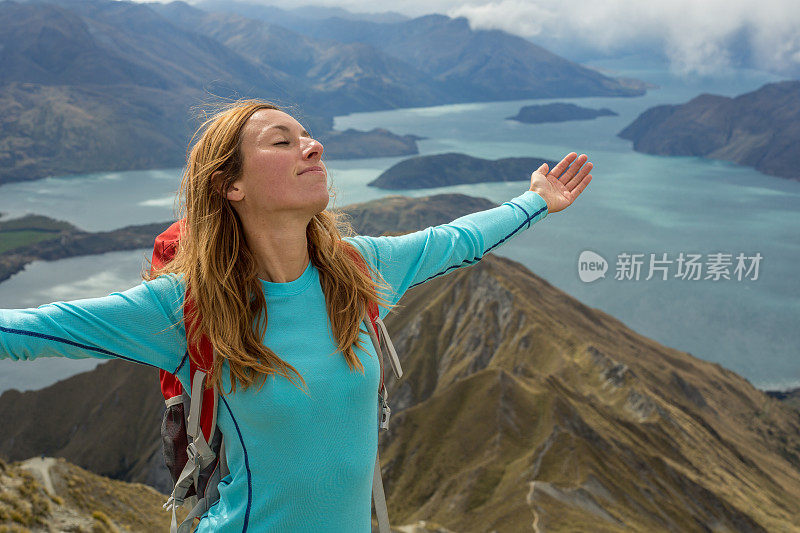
0;190;548;532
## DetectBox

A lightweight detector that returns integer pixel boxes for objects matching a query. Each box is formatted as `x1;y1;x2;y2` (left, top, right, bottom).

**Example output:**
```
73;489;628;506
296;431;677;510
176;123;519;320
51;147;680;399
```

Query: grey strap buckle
378;394;391;431
186;442;199;462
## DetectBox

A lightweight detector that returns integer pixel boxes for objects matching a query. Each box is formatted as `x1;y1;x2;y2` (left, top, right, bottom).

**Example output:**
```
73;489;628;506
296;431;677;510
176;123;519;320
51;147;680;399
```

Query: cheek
245;153;291;184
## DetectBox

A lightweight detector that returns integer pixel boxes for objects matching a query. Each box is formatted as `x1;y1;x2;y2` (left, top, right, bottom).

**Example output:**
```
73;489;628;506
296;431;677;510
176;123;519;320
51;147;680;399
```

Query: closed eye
274;141;290;145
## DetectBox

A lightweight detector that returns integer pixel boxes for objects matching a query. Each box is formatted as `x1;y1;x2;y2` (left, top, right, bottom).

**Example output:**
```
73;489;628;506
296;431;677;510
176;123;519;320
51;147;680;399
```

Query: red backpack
151;219;402;533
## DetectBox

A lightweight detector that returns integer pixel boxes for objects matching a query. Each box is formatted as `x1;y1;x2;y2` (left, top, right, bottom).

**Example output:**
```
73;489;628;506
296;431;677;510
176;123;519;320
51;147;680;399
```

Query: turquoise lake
0;62;797;394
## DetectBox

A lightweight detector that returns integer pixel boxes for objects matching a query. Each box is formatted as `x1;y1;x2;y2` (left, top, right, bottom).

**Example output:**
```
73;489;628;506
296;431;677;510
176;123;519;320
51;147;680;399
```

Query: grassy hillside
0;214;77;254
0;456;187;532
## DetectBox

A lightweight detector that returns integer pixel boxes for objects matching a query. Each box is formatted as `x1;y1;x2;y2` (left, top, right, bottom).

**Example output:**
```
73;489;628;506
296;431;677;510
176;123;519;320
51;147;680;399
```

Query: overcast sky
203;0;800;76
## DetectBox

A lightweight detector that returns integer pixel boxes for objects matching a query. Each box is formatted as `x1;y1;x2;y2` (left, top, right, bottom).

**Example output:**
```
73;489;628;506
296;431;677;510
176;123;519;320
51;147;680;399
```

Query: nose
301;136;324;160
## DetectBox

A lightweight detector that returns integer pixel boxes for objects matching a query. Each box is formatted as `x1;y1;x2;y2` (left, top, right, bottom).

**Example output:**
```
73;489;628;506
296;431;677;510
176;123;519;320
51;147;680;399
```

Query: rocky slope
618;80;800;181
368;153;556;189
378;254;800;531
1;193;798;531
0;456;185;531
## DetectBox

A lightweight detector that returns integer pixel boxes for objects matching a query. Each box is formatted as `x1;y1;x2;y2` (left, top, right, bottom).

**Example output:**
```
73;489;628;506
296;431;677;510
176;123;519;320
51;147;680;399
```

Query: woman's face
226;108;329;220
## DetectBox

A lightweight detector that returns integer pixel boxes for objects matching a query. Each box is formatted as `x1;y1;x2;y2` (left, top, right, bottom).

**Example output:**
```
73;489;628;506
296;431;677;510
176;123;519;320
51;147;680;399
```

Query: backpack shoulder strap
340;240;396;533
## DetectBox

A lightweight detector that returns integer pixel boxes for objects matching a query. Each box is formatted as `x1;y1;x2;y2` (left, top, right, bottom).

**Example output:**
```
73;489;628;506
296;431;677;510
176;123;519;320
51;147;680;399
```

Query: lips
299;166;324;175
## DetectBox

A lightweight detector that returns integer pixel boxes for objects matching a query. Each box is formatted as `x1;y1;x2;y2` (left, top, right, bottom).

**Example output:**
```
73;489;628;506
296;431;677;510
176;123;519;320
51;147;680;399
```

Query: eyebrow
268;124;310;137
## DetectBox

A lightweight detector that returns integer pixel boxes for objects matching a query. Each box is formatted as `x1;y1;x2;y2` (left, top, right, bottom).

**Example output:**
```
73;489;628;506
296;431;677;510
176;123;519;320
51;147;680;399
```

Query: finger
571;173;592;199
561;154;589;185
564;160;592;189
536;163;549;175
550;153;577;178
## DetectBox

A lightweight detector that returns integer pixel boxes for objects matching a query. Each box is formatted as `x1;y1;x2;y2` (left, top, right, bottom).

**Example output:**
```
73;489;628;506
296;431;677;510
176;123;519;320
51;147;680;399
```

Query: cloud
447;0;800;76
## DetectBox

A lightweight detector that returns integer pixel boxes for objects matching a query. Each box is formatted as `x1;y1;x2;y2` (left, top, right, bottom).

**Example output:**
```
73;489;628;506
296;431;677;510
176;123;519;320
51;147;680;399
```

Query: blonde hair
146;100;395;395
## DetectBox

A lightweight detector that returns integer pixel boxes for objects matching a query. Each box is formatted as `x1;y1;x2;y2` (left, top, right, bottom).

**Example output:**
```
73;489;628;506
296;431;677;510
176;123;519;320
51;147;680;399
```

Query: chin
310;195;330;215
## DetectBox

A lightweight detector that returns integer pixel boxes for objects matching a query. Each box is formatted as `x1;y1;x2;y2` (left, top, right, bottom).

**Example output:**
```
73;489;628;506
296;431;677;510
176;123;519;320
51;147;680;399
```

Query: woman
0;100;592;531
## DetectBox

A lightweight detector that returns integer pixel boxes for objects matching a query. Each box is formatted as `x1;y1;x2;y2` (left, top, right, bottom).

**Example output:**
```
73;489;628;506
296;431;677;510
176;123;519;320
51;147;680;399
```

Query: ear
213;170;244;202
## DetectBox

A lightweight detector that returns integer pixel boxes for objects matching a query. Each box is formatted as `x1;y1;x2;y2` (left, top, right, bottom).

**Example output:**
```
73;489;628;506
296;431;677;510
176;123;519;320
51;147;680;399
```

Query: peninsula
618;80;800;181
368;153;557;189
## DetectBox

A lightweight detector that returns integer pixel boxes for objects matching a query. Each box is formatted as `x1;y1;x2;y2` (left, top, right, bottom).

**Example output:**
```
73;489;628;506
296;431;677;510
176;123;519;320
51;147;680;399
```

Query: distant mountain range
0;0;646;185
1;193;799;531
618;80;800;181
195;1;650;102
369;153;557;189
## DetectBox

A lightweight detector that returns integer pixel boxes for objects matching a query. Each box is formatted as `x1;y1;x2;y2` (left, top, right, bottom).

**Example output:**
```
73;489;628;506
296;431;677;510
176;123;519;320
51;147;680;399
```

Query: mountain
618;80;800;181
0;0;419;185
152;3;451;113
198;2;648;102
507;102;618;124
0;0;649;186
199;0;409;25
1;193;799;531
368;153;556;189
8;0;291;92
377;254;800;531
0;81;195;185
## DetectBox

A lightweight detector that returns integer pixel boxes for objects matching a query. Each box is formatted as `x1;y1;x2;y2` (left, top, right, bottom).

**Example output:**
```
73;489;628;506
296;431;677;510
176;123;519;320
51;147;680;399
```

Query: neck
240;214;311;283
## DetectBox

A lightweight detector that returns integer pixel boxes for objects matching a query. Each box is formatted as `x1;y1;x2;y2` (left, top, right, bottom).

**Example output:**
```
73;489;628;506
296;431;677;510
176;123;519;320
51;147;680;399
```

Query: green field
0;214;77;254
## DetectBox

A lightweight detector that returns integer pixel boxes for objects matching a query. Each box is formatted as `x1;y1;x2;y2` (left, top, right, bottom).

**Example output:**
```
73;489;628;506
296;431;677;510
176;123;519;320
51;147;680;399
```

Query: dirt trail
20;456;57;495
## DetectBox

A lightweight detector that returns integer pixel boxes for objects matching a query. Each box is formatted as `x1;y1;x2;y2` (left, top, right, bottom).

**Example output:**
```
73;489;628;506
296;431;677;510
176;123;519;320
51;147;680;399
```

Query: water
1;63;798;393
0;250;152;393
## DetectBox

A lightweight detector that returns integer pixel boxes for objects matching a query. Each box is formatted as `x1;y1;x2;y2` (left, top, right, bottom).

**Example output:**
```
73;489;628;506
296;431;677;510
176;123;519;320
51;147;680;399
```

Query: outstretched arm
345;152;593;319
0;274;188;374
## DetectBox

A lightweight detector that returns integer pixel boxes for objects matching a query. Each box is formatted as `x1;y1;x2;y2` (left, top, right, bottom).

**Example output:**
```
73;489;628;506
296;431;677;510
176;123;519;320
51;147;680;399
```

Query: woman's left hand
529;152;593;214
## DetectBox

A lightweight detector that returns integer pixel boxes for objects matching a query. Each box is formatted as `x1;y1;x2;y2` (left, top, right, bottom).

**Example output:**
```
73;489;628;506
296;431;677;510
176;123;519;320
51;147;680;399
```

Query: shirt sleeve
343;190;548;319
0;273;188;374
